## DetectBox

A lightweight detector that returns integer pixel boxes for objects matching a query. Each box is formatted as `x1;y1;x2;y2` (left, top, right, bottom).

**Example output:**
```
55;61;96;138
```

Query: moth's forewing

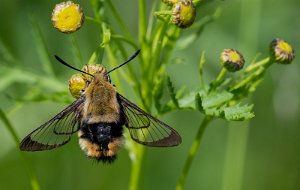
20;97;84;151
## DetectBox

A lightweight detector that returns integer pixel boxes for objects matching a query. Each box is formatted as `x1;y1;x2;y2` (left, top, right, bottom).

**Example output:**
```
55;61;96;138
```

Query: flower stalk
176;116;212;190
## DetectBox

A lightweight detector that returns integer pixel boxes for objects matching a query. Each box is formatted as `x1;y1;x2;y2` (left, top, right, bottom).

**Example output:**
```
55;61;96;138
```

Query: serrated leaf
166;75;179;108
204;107;223;117
202;90;233;109
178;91;197;109
194;93;203;111
223;104;255;121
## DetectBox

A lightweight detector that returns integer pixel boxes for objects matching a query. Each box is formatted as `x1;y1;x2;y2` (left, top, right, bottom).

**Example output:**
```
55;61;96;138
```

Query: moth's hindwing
118;94;182;147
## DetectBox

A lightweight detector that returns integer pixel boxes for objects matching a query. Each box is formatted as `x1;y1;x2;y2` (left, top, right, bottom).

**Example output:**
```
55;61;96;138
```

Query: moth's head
55;49;140;85
82;64;110;83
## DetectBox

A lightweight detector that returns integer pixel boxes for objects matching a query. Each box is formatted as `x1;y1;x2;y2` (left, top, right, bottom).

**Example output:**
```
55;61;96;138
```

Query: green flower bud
52;1;84;34
270;38;295;64
69;73;86;99
220;49;245;72
171;0;196;29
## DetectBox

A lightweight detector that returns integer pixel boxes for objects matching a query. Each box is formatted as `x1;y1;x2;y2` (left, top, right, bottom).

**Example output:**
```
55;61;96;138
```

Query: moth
20;50;181;162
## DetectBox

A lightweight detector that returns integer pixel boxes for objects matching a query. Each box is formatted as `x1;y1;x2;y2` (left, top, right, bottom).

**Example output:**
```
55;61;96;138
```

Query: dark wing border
118;94;182;147
19;96;84;151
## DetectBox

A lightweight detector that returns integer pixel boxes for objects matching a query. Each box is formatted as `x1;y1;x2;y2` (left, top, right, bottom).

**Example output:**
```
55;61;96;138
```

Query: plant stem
138;0;147;45
245;57;270;73
129;145;145;190
216;68;227;84
85;16;102;25
176;116;212;190
106;0;133;40
230;58;273;91
0;109;41;190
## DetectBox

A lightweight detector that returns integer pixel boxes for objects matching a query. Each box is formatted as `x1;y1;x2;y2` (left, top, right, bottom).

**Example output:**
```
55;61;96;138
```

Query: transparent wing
20;97;84;151
118;94;181;147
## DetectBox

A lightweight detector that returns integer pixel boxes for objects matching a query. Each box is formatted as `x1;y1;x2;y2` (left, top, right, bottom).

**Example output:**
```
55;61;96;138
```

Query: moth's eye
107;75;111;83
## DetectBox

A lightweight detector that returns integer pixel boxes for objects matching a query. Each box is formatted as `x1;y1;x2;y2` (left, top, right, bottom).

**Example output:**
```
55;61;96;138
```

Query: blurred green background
0;0;299;190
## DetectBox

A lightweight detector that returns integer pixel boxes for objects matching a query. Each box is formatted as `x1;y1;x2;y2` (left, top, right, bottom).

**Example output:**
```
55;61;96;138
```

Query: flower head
171;0;196;29
69;73;86;99
270;38;295;64
52;1;84;34
220;49;245;72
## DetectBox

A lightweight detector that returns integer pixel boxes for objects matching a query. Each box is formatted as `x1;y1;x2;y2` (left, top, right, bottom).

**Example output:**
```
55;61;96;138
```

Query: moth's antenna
107;49;141;74
54;55;94;77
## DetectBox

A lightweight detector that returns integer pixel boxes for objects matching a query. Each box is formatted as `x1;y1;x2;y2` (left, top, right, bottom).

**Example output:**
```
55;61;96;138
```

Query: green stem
111;35;139;49
30;15;55;77
245;57;270;73
154;10;172;17
106;0;133;39
209;68;227;92
138;0;147;45
0;109;41;190
230;59;273;91
176;116;212;190
129;145;145;190
221;122;249;190
85;16;102;26
216;68;227;83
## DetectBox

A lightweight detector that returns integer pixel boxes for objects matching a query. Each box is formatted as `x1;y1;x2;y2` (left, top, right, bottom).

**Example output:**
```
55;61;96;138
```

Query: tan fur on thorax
82;72;120;124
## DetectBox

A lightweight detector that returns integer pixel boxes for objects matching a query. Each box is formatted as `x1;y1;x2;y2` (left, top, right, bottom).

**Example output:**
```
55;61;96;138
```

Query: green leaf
166;75;179;108
101;24;111;48
88;44;104;64
0;108;20;144
69;36;83;67
194;93;203;111
0;38;16;64
204;107;223;117
153;74;165;112
30;15;54;77
202;90;233;109
177;91;197;109
248;77;264;92
199;51;206;86
223;104;255;121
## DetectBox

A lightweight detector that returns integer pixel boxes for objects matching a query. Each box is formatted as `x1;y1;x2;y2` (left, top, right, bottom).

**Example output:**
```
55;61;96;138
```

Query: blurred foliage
0;0;300;190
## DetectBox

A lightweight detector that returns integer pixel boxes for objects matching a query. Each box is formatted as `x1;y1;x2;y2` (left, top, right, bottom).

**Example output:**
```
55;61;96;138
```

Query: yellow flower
52;1;84;34
69;73;86;99
270;38;295;64
171;0;196;28
220;49;245;72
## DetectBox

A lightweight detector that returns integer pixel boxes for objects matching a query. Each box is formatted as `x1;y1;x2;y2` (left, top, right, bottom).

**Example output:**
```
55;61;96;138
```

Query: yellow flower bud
220;49;245;72
52;1;84;34
69;73;86;99
171;0;196;28
270;38;295;64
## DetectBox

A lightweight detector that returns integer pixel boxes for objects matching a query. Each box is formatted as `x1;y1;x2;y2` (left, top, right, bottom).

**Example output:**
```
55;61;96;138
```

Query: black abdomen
81;122;123;150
